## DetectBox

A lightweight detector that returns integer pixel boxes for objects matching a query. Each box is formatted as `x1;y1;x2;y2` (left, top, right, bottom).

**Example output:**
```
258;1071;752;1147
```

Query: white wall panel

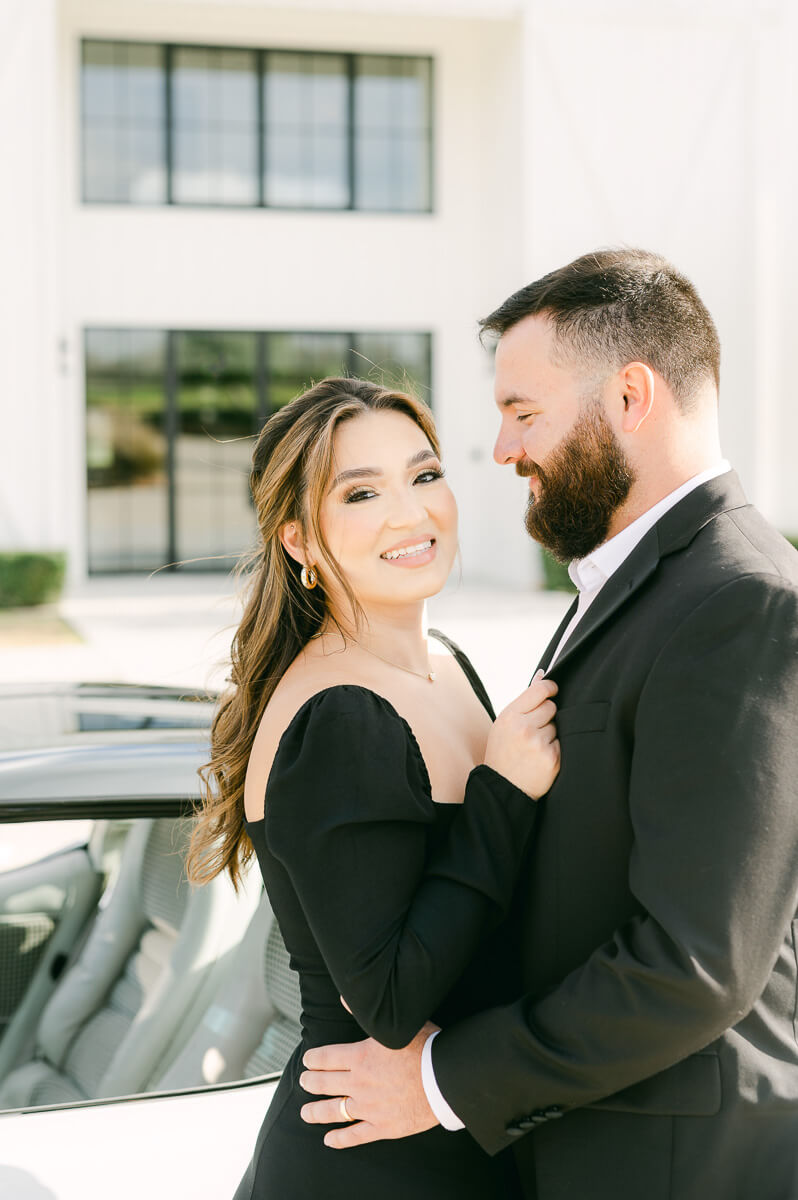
3;0;795;590
519;0;794;526
0;0;68;556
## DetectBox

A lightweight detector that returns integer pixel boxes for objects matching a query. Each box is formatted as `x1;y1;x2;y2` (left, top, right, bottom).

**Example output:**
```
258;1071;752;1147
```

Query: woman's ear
279;521;307;567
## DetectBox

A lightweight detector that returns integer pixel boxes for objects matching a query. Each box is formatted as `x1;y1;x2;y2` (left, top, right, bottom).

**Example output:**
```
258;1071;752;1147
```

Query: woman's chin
359;563;454;608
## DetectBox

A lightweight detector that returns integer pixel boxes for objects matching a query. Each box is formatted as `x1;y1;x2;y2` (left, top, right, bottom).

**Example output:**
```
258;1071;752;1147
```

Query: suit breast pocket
555;701;611;737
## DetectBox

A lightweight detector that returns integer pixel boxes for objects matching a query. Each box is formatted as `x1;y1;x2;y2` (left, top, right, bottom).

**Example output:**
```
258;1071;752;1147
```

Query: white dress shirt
421;459;732;1131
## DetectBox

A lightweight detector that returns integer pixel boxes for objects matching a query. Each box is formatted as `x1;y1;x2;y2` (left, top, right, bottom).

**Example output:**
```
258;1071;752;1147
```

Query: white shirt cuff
421;1030;465;1131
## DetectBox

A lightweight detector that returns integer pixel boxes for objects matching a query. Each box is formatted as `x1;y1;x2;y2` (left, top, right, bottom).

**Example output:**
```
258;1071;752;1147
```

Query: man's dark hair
480;248;720;411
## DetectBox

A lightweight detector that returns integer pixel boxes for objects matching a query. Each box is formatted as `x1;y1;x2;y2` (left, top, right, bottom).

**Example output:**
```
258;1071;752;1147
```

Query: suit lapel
534;595;579;675
547;531;660;674
540;471;750;677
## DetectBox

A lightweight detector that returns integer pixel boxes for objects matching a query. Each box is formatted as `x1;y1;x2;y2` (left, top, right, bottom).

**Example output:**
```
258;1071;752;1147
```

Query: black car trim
0;1072;282;1119
0;797;197;821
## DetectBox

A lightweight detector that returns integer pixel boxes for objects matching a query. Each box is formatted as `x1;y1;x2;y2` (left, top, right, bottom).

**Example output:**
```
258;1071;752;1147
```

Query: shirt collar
568;461;731;595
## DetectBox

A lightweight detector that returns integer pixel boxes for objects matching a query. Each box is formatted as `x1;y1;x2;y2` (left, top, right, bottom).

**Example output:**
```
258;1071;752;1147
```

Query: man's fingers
324;1122;380;1150
300;1098;356;1125
300;1069;352;1097
303;1042;356;1071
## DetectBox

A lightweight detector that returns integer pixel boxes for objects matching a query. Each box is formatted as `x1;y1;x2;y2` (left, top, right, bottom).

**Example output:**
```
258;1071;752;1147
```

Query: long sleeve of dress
264;685;538;1049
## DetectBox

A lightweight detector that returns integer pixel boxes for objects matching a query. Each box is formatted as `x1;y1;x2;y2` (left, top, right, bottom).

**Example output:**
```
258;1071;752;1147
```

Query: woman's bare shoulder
243;648;366;822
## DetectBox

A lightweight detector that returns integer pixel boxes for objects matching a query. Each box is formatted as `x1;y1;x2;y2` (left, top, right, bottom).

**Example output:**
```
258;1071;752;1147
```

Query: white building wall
773;0;798;533
0;0;65;552
517;0;795;531
2;0;797;596
55;0;535;588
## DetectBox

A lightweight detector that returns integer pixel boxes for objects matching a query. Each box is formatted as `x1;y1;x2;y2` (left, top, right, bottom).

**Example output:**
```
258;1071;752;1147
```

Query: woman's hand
484;671;560;799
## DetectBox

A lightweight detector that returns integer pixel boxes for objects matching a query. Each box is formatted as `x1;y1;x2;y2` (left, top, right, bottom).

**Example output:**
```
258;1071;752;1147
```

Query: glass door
173;331;259;571
85;330;169;573
86;328;431;574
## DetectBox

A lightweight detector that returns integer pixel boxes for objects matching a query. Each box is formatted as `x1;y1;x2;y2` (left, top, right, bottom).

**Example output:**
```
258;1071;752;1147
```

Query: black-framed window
82;42;167;203
172;47;260;205
264;52;350;209
81;40;433;213
354;57;432;211
85;329;169;572
85;329;433;574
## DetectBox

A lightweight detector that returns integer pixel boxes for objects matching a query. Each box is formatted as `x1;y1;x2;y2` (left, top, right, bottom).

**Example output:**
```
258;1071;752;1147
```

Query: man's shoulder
675;502;798;596
720;505;798;584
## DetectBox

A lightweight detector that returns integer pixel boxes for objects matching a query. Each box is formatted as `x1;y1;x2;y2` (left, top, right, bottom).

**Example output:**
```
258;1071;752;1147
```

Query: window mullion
257;49;266;208
257;331;269;422
165;44;174;205
345;334;358;378
165;331;178;568
347;54;356;211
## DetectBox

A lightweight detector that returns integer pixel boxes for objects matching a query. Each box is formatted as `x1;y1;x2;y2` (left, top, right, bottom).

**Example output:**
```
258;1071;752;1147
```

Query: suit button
507;1115;539;1134
543;1105;563;1119
509;1112;549;1132
505;1124;525;1137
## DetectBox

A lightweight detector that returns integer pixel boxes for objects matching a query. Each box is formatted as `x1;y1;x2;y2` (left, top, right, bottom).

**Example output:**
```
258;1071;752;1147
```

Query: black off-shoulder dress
234;640;536;1199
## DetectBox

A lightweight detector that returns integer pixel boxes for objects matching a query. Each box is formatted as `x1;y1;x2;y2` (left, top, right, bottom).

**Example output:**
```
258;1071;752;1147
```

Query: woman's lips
380;538;437;567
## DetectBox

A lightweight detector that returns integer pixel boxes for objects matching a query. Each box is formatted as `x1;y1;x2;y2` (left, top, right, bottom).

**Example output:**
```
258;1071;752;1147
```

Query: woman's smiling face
313;408;458;615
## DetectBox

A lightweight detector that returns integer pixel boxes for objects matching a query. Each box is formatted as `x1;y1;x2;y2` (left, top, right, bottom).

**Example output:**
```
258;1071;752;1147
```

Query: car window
0;815;299;1115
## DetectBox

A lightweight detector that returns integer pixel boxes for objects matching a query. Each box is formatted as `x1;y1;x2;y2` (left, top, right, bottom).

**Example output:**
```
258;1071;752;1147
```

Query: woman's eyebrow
330;449;438;490
330;466;381;489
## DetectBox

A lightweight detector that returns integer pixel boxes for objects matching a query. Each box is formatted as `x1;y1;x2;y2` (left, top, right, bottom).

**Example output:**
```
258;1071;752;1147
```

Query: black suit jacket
433;473;798;1200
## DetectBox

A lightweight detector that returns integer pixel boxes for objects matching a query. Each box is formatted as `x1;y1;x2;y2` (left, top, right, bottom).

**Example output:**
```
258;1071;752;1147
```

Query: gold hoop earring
300;565;318;590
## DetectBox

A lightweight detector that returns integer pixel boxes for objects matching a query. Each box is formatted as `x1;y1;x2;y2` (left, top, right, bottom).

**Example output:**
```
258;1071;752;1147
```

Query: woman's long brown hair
186;377;440;890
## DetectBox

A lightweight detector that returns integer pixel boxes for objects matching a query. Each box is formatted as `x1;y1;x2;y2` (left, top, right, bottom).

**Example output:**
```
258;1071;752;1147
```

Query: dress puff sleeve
264;685;539;1049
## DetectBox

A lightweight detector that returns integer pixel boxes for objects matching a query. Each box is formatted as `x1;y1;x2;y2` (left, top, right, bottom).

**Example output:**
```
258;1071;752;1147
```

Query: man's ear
619;362;656;434
279;521;307;567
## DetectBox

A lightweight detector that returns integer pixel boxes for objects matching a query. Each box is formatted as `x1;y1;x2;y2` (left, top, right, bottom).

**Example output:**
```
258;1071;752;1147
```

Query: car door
0;804;284;1198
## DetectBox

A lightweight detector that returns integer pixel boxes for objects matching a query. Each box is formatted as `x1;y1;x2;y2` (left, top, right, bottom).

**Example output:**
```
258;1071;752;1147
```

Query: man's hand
299;1023;440;1148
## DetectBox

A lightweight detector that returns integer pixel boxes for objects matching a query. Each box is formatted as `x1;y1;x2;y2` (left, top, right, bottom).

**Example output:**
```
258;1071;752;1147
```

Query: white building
2;0;797;590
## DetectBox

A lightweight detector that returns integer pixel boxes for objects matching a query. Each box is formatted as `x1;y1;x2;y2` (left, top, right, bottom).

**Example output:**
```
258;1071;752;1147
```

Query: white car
0;683;300;1199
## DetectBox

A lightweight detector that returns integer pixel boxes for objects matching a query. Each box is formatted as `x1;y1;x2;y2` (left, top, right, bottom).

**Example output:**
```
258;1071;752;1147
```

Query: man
300;248;798;1198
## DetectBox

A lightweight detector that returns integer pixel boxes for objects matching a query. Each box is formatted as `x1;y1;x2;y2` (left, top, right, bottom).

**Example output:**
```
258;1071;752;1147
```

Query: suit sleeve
264;687;538;1049
432;572;798;1152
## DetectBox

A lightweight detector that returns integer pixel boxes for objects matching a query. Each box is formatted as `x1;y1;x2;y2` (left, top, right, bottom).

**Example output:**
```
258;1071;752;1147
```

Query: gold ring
339;1096;354;1122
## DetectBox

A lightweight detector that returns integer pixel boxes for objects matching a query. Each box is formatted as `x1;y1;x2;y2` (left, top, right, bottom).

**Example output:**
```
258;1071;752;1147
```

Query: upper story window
81;40;433;213
82;41;168;203
172;47;260;206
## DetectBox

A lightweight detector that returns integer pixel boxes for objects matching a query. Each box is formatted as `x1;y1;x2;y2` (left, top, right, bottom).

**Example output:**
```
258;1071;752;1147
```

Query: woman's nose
385;486;427;528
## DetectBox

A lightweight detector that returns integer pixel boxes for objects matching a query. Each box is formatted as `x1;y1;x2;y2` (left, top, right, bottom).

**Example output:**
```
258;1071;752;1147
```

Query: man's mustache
515;459;541;480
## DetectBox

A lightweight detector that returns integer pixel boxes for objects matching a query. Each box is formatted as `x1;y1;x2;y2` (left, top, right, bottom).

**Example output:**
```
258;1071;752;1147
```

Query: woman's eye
343;487;377;504
413;468;445;485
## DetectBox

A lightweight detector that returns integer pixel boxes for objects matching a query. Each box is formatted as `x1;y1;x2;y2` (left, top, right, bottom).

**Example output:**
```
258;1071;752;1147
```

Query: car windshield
0;685;214;752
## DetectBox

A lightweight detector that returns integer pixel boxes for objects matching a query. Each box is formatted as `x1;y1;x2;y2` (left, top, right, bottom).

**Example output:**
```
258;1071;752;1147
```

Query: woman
187;378;560;1198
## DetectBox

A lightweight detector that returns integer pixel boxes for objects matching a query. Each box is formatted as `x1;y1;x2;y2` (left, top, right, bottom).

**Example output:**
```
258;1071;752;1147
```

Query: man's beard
521;405;636;562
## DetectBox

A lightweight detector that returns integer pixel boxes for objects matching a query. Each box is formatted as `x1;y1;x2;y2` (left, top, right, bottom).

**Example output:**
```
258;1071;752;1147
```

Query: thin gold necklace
314;631;436;683
356;640;436;683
